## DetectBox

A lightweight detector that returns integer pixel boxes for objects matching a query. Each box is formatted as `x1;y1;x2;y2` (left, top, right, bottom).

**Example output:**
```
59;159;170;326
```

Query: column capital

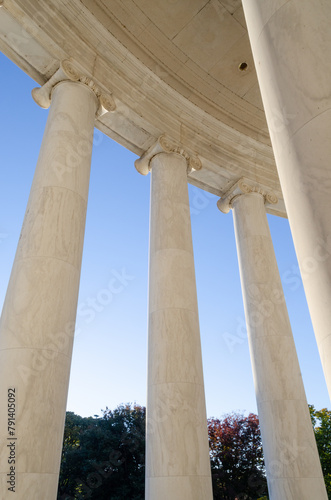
217;177;278;214
134;134;202;175
31;60;116;117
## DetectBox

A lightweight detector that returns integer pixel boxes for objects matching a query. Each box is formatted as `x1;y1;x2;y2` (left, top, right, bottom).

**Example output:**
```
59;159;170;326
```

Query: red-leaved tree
208;413;268;500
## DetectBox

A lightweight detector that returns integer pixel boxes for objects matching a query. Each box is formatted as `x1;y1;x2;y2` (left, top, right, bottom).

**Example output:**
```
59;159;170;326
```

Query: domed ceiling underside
0;0;286;216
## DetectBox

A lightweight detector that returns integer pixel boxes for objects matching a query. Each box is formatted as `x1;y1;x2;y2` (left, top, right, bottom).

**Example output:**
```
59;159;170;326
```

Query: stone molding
31;60;116;117
217;177;278;214
135;134;202;175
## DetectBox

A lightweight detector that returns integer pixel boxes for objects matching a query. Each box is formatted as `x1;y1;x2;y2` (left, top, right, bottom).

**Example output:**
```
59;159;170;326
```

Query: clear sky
1;52;329;419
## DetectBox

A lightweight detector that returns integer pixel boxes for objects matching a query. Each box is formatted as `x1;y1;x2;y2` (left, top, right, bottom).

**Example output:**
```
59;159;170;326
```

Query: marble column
135;136;213;500
241;0;331;399
0;61;115;499
218;178;327;500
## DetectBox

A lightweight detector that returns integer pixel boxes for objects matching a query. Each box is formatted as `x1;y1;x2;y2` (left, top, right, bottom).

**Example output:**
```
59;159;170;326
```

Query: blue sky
1;52;329;418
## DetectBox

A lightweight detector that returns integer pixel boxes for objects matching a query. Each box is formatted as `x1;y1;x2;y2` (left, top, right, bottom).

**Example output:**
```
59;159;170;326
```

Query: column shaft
241;0;331;397
232;192;327;500
146;152;213;500
0;81;98;499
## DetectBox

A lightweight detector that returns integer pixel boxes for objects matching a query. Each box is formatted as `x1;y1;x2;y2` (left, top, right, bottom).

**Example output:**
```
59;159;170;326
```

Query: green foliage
57;404;145;499
58;406;271;499
58;403;331;499
208;413;268;500
309;405;331;498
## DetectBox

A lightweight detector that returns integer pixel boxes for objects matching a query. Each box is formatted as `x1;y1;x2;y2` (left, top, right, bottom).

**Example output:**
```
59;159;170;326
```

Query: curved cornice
0;0;285;216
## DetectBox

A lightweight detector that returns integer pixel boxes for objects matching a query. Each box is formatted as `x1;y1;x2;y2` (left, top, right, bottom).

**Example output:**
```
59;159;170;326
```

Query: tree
58;406;269;499
57;404;145;499
208;413;268;500
309;405;331;498
58;412;95;496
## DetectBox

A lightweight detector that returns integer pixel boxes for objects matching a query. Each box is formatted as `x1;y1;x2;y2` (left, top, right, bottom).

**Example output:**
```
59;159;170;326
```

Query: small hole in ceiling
238;62;248;71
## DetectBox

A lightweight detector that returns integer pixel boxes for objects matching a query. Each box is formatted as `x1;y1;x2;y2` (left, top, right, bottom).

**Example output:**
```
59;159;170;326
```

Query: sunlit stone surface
0;80;98;499
137;143;213;500
0;1;330;498
219;185;327;500
242;0;331;401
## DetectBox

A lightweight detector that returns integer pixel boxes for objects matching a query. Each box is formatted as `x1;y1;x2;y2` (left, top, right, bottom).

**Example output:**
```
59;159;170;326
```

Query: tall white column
241;0;331;399
0;61;115;499
218;179;327;500
136;136;213;500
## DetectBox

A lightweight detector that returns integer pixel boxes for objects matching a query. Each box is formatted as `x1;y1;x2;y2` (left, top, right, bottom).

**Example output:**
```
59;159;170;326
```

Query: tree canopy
208;413;268;500
310;405;331;499
58;405;269;499
58;404;331;500
57;404;331;499
57;404;145;499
